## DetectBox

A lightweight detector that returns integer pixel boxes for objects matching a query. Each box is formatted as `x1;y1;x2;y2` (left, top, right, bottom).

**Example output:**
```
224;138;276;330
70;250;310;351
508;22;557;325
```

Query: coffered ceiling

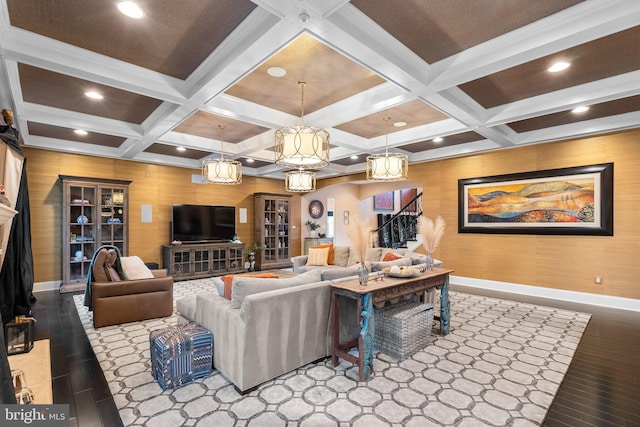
1;0;639;180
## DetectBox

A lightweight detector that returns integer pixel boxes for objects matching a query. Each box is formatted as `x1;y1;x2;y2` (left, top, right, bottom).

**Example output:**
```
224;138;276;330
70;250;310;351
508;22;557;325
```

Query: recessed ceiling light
74;129;88;136
572;106;589;113
433;137;443;143
393;121;407;127
176;146;186;152
246;158;254;163
350;155;358;160
85;91;103;100
267;67;286;77
548;61;570;73
117;1;144;19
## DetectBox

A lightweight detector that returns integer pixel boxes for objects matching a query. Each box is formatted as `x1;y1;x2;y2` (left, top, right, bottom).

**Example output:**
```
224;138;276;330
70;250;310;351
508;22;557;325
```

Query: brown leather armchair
90;248;174;328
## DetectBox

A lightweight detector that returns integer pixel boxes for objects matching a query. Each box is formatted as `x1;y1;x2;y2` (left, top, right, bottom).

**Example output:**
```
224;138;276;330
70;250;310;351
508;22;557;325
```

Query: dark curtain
0;124;35;326
0;317;17;403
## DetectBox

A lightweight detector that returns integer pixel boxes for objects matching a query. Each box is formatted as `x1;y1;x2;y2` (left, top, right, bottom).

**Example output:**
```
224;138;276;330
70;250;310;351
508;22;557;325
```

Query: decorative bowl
383;267;422;278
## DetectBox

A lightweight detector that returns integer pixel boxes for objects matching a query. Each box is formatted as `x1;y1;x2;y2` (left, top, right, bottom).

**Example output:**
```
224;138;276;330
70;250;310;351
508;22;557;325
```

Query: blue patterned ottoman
149;322;213;390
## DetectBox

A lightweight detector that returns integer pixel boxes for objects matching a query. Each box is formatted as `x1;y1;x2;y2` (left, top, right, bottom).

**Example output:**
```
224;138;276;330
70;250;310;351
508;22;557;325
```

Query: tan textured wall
320;130;640;300
24;148;302;283
24;129;640;299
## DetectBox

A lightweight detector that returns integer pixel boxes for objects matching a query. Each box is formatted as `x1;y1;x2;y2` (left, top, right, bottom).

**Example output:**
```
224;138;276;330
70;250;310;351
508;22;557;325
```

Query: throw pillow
221;273;279;300
213;277;225;297
230;270;321;309
313;244;334;264
306;247;330;266
333;246;351;267
382;252;402;262
365;247;383;262
370;256;412;272
120;256;154;280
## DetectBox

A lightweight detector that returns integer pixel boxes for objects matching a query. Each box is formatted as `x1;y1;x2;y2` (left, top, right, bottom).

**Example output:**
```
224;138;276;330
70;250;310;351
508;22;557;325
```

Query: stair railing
373;192;423;248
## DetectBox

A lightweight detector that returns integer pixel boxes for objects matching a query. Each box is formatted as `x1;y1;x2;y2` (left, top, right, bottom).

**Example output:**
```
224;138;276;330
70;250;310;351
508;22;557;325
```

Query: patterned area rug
73;279;590;426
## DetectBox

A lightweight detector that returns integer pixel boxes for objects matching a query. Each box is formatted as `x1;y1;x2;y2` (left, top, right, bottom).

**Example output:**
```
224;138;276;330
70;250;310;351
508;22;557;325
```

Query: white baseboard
33;276;639;312
33;281;61;293
451;275;640;313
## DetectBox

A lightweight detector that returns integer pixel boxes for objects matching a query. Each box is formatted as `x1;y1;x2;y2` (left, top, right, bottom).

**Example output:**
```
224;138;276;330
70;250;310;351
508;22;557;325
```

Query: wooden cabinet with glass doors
254;193;292;270
60;176;131;290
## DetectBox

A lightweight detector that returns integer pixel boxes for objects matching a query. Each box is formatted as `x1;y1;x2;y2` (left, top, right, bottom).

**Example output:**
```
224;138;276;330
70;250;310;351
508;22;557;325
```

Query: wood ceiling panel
7;0;256;79
351;0;583;63
173;111;269;142
27;122;126;148
144;143;210;160
237;158;272;168
18;64;162;124
460;26;640;108
225;34;385;115
399;131;484;153
508;95;640;133
335;99;448;139
332;155;370;166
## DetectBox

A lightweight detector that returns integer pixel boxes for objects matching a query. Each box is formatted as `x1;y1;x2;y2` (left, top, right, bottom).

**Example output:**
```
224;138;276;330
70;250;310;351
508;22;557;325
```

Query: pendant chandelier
275;81;330;169
366;117;408;182
285;168;316;192
202;124;242;185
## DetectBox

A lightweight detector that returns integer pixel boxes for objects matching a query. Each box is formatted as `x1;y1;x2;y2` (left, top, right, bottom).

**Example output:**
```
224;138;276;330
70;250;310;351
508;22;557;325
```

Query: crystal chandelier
366;117;408;182
285;168;316;192
202;124;242;185
275;81;329;169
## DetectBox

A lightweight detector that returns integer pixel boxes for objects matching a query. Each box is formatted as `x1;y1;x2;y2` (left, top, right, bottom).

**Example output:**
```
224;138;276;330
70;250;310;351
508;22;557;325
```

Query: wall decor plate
309;200;324;219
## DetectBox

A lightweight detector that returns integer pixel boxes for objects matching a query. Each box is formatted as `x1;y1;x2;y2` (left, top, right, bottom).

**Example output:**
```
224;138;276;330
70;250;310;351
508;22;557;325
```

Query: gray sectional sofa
176;269;360;394
292;246;441;274
175;248;443;394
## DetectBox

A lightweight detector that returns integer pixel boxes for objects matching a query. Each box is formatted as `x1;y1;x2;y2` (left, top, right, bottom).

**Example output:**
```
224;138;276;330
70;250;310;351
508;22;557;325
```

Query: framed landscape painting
458;163;613;235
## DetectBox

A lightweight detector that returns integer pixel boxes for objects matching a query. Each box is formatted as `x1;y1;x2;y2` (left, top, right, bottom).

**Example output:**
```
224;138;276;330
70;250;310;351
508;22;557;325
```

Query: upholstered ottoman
149;322;213;390
374;301;434;360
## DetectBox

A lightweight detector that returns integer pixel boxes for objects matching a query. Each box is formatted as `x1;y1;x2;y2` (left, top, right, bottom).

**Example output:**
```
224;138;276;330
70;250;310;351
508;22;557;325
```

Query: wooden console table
330;267;454;381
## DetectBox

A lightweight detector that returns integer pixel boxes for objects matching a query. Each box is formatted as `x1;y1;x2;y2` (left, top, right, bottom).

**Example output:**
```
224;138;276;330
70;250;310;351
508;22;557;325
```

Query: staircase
373;192;423;250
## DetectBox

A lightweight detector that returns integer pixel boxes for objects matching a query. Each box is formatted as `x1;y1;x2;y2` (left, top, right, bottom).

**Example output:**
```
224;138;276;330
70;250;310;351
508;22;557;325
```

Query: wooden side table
330;268;453;381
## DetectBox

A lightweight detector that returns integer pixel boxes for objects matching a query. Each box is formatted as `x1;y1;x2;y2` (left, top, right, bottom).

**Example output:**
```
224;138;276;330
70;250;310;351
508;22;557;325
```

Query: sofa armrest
92;276;173;298
196;293;246;389
91;276;174;328
151;269;168;278
291;255;309;272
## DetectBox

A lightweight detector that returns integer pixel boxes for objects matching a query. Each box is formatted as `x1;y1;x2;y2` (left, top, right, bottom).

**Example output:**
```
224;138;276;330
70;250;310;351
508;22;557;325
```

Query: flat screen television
171;204;236;243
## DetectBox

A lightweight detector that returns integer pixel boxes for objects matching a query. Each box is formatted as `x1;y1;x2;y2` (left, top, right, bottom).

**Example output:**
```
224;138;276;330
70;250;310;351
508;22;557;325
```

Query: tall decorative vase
248;253;255;272
358;263;369;285
426;253;434;271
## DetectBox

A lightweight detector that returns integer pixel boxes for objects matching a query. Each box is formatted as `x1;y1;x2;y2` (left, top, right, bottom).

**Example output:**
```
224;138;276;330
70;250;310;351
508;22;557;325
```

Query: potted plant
305;220;321;237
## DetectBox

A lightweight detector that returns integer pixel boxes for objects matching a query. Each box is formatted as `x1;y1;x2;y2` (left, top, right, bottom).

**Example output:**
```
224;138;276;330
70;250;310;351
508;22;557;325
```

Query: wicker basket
374;301;434;360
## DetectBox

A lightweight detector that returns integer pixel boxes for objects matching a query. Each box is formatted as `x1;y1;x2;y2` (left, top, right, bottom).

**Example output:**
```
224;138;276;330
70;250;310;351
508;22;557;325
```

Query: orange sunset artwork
467;178;595;224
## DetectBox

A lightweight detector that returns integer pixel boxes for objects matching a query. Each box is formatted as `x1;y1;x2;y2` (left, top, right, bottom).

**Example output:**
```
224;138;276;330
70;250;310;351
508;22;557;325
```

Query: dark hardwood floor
27;285;640;427
30;290;122;427
452;284;640;427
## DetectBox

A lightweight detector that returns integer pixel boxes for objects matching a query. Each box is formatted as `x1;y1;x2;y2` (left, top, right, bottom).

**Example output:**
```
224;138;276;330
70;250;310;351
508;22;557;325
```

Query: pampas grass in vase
417;215;445;270
347;217;374;284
